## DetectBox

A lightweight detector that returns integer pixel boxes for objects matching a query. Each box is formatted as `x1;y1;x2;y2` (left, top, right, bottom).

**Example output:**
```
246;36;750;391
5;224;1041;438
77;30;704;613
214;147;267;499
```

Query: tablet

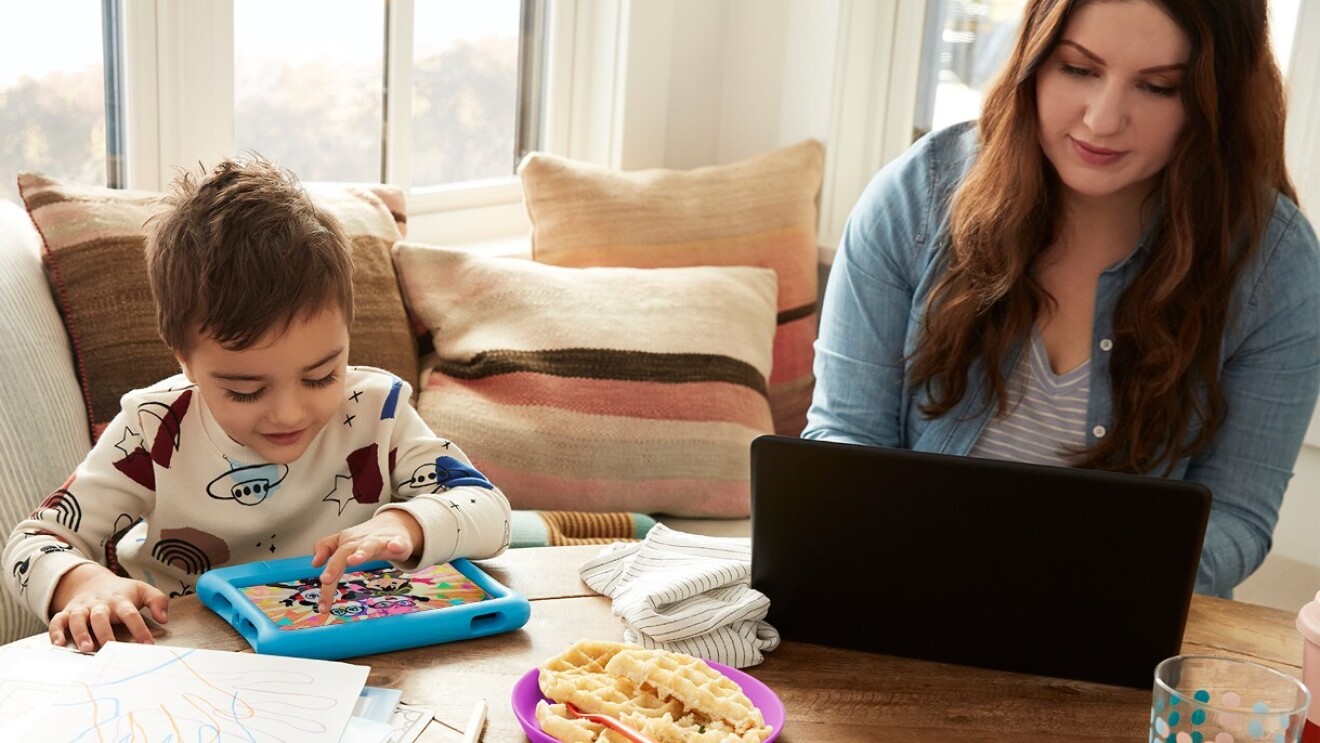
197;555;530;660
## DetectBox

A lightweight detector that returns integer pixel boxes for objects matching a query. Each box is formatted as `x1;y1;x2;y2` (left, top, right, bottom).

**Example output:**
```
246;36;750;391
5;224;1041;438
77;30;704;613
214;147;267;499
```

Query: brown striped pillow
391;241;777;517
18;172;417;441
518;140;824;437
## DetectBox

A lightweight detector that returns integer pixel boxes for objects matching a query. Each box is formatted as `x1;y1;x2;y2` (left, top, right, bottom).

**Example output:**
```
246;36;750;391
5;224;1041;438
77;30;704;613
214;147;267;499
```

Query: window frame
118;0;602;246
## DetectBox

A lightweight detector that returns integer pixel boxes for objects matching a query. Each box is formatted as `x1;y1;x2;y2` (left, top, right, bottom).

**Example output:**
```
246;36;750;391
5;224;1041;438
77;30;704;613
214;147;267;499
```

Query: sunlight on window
922;0;1301;136
411;0;522;188
0;1;108;202
928;0;1024;134
234;1;384;184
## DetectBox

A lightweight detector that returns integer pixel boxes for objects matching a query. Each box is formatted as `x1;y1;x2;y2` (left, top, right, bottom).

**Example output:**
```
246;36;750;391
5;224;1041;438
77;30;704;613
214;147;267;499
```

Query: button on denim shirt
805;121;1320;598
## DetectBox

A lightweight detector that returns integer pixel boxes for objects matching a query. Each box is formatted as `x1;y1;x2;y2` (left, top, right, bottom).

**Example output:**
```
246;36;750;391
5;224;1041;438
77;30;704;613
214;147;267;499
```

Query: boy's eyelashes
221;373;339;404
224;388;265;404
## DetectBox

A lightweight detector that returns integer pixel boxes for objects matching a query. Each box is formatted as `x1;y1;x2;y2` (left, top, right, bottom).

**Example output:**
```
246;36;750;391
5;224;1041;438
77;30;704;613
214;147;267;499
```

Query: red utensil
562;701;658;743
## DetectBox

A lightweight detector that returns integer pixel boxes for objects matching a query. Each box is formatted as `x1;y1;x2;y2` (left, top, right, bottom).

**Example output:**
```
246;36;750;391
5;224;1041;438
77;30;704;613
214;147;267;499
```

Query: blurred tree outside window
0;1;113;203
234;0;527;189
411;0;522;188
234;1;385;184
1;2;540;203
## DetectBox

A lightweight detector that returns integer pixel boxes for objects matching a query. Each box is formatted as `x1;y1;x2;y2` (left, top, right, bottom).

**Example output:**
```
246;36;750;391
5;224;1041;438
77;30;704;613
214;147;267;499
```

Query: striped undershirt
968;332;1090;466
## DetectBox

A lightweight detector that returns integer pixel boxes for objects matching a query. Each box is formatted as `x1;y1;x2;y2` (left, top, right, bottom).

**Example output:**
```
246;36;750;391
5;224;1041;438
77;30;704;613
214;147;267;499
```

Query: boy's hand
311;510;423;614
49;563;169;652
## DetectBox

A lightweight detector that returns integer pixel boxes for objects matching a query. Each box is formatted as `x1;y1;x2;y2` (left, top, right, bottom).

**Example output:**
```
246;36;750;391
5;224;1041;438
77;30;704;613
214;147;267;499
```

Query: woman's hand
49;563;169;652
311;510;424;614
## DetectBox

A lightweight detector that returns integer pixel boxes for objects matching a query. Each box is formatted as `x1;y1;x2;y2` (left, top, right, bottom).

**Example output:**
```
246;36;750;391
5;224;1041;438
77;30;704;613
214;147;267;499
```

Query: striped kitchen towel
578;524;780;668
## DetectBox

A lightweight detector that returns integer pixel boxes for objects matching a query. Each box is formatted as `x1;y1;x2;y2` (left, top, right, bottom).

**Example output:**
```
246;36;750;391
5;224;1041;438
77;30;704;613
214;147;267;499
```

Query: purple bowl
512;659;785;742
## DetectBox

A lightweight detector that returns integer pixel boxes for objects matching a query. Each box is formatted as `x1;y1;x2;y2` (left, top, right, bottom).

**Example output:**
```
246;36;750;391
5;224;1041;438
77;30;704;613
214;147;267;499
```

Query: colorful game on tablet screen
240;562;491;631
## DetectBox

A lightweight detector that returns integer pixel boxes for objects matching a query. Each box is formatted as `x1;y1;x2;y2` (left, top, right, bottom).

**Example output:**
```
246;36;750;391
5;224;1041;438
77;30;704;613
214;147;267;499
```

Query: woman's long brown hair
907;0;1295;474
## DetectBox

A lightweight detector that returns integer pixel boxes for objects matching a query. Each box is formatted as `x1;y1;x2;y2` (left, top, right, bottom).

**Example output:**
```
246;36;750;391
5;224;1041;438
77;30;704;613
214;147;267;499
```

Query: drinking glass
1151;655;1311;743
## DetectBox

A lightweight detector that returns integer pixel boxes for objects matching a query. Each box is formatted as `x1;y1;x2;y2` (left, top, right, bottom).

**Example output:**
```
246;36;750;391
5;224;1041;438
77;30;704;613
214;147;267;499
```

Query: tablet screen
239;562;492;631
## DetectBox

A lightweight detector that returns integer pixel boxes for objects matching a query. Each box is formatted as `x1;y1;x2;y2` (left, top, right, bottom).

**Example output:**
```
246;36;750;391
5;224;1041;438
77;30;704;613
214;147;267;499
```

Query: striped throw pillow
518;140;824;437
18;172;418;441
391;241;778;518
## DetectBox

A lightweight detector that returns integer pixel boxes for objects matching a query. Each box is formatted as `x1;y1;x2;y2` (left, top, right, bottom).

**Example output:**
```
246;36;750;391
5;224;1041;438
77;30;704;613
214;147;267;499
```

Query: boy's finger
318;575;338;613
347;537;388;567
66;609;94;652
49;613;69;646
312;533;344;568
144;593;170;624
116;604;155;644
319;549;352;613
310;540;331;568
89;606;116;648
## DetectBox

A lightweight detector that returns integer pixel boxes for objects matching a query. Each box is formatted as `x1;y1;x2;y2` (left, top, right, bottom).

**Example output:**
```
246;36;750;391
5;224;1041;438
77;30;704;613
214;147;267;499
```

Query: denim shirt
805;121;1320;598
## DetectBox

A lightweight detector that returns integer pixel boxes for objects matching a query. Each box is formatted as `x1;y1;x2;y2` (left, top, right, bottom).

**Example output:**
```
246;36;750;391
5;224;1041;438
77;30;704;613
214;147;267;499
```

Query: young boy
2;156;511;652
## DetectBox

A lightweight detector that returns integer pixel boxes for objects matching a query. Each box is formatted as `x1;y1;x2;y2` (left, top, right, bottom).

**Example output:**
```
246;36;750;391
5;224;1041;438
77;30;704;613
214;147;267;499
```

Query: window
233;1;385;184
2;0;547;228
913;0;1302;139
913;0;1025;139
0;1;123;202
231;0;536;193
410;0;526;188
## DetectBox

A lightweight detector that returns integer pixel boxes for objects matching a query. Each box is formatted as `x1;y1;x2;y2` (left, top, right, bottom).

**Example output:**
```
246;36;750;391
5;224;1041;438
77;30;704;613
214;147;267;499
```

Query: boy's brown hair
145;154;355;355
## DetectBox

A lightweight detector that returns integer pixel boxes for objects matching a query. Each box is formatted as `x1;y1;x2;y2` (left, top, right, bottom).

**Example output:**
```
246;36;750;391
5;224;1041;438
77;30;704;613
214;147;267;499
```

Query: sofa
0;139;826;643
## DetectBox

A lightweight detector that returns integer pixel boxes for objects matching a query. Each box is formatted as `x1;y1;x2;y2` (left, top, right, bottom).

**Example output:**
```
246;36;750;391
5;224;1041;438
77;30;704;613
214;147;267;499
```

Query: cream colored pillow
518;140;824;437
392;241;778;517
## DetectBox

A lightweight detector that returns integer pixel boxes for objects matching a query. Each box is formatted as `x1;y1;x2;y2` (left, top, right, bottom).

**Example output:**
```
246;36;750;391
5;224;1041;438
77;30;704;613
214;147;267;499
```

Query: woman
804;0;1320;597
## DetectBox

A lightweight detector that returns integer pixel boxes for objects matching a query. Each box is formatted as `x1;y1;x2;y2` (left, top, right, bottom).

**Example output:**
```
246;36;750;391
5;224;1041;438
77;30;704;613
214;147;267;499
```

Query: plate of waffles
514;640;784;743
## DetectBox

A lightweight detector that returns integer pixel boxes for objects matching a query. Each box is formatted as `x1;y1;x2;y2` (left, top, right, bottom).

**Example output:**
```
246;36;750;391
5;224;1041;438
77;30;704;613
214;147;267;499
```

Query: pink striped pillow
391;241;777;517
518;140;824;437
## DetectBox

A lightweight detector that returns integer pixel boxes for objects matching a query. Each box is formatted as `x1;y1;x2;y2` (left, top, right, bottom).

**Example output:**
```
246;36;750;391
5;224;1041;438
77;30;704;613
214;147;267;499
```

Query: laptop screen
749;435;1210;688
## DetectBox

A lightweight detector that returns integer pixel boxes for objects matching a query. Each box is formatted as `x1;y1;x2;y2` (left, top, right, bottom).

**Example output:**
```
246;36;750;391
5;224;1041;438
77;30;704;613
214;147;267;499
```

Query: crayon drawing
27;642;367;742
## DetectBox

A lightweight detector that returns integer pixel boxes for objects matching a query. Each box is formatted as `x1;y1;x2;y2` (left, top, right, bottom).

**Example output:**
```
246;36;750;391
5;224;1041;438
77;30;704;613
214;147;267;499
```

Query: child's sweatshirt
3;366;511;621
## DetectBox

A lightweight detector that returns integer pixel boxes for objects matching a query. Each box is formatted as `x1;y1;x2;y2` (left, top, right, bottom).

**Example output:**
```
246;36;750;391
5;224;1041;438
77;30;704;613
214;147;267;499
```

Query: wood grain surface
145;546;1304;742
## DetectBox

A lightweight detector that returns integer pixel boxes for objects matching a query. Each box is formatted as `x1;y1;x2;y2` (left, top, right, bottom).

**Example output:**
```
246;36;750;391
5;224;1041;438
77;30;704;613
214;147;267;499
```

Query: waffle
539;640;685;720
605;646;767;735
535;640;773;743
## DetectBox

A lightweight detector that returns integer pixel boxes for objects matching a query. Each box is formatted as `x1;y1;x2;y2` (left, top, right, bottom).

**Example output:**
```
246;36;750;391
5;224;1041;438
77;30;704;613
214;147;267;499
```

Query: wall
663;0;837;168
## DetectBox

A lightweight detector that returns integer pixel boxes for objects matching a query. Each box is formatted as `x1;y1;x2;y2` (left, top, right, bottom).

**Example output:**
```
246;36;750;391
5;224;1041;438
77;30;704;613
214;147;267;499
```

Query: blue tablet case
197;555;530;660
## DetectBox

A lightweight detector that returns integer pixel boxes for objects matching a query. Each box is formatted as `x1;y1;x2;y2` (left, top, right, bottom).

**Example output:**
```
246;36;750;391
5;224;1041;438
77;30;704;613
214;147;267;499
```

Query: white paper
387;703;434;743
341;715;394;743
23;641;369;742
354;685;404;722
0;634;95;739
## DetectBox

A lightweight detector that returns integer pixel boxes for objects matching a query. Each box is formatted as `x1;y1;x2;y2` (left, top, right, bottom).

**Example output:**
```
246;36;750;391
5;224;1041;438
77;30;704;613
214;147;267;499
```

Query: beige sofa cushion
0;201;90;644
519;141;825;437
392;241;777;517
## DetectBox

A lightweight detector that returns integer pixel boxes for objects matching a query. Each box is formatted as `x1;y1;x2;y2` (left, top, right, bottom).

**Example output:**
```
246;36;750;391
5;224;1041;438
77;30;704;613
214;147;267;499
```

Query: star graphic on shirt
114;426;144;458
322;474;356;515
343;414;356;427
349;389;363;403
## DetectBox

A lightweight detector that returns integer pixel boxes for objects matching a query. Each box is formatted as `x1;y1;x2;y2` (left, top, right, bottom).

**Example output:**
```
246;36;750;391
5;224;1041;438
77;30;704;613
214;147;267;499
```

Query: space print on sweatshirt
2;366;513;624
111;388;193;491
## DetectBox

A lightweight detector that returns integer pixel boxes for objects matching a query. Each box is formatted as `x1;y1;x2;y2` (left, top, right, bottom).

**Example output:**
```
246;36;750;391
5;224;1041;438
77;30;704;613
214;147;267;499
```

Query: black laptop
748;435;1211;688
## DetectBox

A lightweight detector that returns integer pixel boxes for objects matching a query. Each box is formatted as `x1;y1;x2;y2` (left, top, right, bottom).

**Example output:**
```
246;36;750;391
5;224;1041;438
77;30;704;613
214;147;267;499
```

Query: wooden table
148;545;1304;742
